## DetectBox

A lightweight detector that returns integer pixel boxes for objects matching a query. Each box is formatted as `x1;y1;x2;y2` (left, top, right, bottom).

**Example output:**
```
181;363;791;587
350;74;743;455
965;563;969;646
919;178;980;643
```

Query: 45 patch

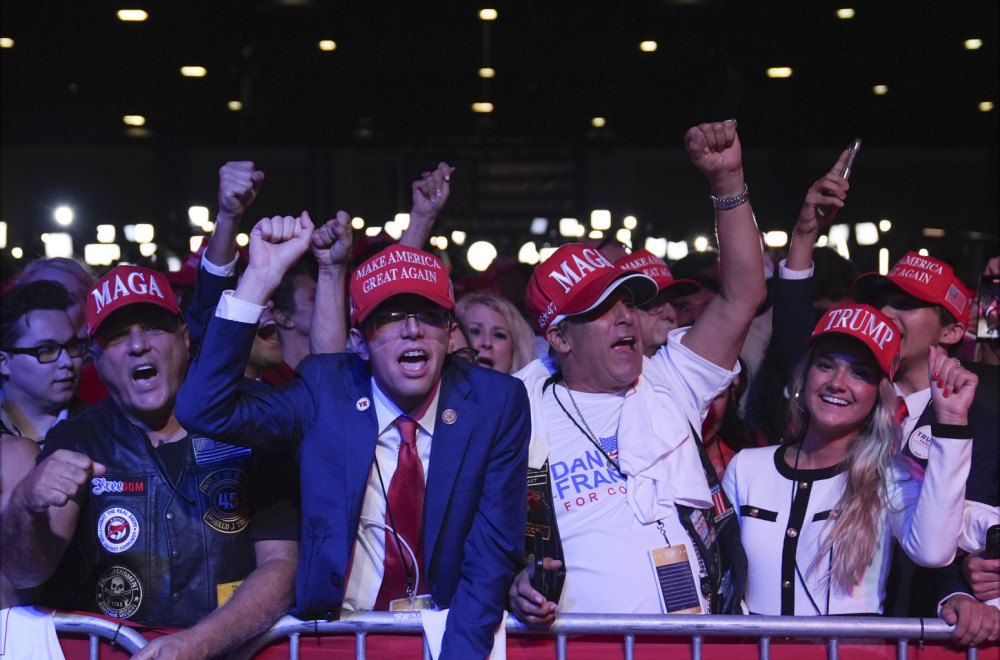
199;468;249;534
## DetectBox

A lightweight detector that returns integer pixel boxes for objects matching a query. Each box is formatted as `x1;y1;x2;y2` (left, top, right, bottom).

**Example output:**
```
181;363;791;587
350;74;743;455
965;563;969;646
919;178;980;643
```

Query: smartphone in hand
817;138;862;220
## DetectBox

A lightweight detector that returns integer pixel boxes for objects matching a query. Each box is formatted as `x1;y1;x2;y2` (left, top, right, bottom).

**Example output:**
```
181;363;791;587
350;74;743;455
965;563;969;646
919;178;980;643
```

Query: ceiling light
964;38;982;50
922;227;945;238
644;237;667;258
11;247;23;259
693;236;710;251
591;117;606;128
879;248;890;275
84;244;120;266
639;41;657;52
0;222;6;249
383;220;402;240
228;101;243;111
767;67;793;78
467;241;498;271
365;226;382;237
588;230;604;239
96;225;116;243
394;213;410;229
351;217;365;229
451;230;467;245
117;10;148;21
479;9;497;20
189;236;204;252
188;206;209;228
979;101;994;112
134;223;155;243
123;115;146;126
590;209;611;230
0;38;13;48
319;40;337;51
539;246;557;262
918;248;929;257
181;66;207;77
666;241;688;262
558;218;580;237
873;84;888;95
623;215;637;230
530;218;548;235
764;231;788;247
615;229;632;247
472;102;494;113
518;242;540;265
879;219;892;232
43;232;74;258
479;67;495;78
166;256;181;271
836;8;855;19
54;206;74;226
139;242;157;257
854;222;879;245
236;233;249;246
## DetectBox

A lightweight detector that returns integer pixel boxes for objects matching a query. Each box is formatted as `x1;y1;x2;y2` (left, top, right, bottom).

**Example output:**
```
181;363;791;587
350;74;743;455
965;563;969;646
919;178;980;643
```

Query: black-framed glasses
2;338;88;363
367;310;453;332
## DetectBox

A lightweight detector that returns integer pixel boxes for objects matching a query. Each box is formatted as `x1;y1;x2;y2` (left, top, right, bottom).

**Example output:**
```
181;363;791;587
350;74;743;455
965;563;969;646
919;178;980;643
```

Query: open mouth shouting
399;349;429;375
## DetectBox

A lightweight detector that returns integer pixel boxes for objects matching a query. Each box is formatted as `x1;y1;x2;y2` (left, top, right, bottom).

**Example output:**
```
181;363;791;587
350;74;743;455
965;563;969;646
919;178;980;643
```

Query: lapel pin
356;397;371;412
442;409;457;425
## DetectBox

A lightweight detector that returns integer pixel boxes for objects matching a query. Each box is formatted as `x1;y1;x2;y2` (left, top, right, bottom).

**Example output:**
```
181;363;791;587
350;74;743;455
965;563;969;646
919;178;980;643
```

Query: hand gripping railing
243;612;980;660
53;612;149;656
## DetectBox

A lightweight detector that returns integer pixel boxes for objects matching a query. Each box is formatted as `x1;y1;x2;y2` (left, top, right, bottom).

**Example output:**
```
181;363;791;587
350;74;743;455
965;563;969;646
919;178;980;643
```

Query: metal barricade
244;612;980;660
53;612;148;658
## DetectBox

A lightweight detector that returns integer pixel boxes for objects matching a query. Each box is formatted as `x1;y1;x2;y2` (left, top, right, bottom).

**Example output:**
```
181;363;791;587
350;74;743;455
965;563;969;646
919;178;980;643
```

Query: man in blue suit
176;212;530;659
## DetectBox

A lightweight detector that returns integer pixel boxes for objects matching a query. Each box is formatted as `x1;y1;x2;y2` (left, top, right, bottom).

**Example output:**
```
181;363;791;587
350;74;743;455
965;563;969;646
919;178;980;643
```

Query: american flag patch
711;484;731;518
944;284;967;315
193;436;252;465
598;434;619;461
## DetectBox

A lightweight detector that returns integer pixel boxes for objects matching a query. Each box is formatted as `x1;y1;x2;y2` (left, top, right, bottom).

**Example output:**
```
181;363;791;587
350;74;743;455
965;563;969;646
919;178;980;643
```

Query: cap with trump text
807;303;901;379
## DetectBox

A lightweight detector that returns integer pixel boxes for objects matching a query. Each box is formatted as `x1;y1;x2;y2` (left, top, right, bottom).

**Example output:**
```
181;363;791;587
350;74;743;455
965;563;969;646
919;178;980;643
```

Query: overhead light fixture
42;232;74;258
591;117;606;128
644;237;667;258
180;66;207;77
11;247;24;259
530;218;548;235
767;67;793;78
615;229;632;247
693;236;710;252
84;244;121;266
467;241;498;271
479;9;497;20
54;206;74;226
139;242;157;257
134;223;155;243
873;84;888;95
836;8;855;19
394;213;410;229
879;219;892;232
383;220;402;240
479;67;495;79
518;242;540;265
472;102;494;113
318;40;337;51
666;241;688;262
588;230;604;240
189;236;204;252
854;222;879;245
228;101;243;111
451;230;467;245
117;10;148;21
351;217;365;229
879;248;890;275
236;233;249;246
0;37;13;48
96;225;116;243
558;218;580;237
922;227;945;238
623;215;637;230
365;226;382;237
538;246;557;262
918;248;929;256
0;221;6;249
964;38;982;50
123;115;146;126
188;206;209;228
980;101;994;112
639;41;657;52
764;231;788;248
590;209;611;231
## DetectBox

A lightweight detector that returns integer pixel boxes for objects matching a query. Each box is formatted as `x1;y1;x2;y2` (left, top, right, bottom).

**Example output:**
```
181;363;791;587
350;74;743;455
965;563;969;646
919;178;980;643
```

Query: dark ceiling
2;0;997;149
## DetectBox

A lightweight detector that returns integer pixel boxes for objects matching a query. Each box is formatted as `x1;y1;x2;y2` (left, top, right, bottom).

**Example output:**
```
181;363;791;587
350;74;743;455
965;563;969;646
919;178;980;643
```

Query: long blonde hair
785;346;900;594
456;292;536;374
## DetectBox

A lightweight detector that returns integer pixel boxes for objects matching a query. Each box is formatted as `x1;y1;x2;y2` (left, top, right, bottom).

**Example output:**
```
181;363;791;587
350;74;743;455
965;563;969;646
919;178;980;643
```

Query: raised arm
786;149;851;271
204;161;264;268
0;449;104;589
680;120;766;368
309;211;353;354
399;162;454;249
130;539;298;660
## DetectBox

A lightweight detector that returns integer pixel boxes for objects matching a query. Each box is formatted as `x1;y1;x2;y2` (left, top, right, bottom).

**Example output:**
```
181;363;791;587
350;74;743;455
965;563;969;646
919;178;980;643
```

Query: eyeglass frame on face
364;309;454;333
1;338;89;363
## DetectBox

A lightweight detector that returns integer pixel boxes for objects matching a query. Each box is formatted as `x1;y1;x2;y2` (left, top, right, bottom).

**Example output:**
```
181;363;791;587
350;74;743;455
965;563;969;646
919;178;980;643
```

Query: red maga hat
614;249;701;301
525;243;657;332
852;252;971;328
86;265;182;337
349;245;455;325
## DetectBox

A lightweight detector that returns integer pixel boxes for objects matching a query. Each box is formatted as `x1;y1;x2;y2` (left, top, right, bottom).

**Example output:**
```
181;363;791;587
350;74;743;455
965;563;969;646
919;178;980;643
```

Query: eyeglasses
2;338;89;363
367;309;453;332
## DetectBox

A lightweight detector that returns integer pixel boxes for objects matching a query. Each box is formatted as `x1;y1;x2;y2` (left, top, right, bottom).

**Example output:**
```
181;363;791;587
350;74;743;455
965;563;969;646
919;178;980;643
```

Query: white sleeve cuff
778;258;814;280
201;254;239;277
216;290;264;324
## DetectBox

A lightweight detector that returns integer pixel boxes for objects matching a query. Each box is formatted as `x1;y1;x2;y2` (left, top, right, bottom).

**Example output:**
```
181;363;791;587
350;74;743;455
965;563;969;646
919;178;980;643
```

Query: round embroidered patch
96;565;143;619
199;468;249;534
97;507;140;554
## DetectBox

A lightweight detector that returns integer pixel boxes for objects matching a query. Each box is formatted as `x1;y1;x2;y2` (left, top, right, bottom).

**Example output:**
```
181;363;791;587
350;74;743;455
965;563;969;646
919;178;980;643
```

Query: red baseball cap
614;249;701;301
852;252;972;328
807;304;901;379
525;243;657;332
87;265;182;337
349;245;456;325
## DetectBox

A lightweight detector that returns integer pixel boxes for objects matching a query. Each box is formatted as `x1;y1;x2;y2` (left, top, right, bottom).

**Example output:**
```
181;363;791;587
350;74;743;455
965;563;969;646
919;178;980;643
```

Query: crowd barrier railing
53;612;148;656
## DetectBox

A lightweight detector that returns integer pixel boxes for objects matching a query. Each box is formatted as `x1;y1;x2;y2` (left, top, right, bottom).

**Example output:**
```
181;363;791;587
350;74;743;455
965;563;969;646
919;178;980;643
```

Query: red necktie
895;397;909;425
374;415;425;609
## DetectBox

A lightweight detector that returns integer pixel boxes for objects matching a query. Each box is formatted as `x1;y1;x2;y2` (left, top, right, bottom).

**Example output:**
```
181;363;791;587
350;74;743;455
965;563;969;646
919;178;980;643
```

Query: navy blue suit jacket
176;315;530;659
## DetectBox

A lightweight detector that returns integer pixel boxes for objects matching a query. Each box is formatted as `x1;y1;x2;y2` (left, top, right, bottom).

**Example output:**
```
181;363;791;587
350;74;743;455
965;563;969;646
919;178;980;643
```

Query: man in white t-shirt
509;119;766;621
